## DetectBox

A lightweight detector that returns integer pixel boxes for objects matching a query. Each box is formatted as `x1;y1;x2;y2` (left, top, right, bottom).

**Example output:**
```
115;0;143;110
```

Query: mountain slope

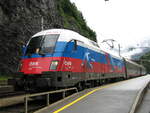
139;52;150;73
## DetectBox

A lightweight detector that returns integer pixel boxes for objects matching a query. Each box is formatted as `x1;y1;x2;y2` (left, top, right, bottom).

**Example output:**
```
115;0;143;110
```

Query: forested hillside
139;52;150;73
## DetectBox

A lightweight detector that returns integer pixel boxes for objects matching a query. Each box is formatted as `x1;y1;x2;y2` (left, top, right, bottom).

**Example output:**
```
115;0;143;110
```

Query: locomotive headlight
50;61;59;70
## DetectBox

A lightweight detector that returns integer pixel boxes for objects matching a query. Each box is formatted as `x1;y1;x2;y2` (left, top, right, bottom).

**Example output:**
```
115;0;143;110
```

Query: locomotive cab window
26;34;59;55
40;34;59;53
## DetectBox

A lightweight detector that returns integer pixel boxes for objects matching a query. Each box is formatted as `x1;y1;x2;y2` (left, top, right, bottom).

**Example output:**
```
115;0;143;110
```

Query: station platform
136;85;150;113
35;75;150;113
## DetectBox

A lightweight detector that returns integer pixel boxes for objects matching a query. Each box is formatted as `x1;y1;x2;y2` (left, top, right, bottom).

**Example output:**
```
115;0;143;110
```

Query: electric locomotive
9;29;145;90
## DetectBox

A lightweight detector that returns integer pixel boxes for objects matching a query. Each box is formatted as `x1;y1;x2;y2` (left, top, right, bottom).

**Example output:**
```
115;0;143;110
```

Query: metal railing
24;87;78;113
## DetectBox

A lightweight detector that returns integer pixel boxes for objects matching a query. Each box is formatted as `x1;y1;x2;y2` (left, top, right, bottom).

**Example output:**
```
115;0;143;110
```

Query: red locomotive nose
20;57;52;74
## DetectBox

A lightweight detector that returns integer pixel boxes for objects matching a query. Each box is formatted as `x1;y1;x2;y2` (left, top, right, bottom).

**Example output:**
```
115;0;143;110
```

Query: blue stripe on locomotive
57;41;108;64
22;41;124;68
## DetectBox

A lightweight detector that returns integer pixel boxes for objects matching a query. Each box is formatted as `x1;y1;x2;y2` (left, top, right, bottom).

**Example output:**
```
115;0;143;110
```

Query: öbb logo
64;61;72;66
29;62;39;66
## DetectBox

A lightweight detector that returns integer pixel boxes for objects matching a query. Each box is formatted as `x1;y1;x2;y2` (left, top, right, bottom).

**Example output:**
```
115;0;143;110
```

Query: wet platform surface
136;89;150;113
35;75;150;113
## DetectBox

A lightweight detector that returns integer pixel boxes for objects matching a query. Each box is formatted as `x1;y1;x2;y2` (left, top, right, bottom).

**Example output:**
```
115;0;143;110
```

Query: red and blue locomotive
10;29;146;90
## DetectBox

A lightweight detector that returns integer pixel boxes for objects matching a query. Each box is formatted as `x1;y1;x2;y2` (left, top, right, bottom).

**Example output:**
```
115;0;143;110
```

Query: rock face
0;0;96;74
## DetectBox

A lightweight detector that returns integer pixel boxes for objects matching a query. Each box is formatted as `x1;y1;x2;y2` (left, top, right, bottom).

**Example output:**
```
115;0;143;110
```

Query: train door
63;40;85;72
62;40;75;72
63;40;86;86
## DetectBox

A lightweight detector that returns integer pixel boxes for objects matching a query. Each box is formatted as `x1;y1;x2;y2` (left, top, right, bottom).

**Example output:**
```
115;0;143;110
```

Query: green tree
139;52;150;73
57;0;97;42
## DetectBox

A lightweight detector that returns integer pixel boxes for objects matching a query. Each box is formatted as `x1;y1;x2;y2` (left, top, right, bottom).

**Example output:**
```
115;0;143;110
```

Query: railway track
0;87;77;113
0;85;14;94
0;91;26;98
0;91;48;113
0;84;25;98
0;98;45;113
0;80;7;86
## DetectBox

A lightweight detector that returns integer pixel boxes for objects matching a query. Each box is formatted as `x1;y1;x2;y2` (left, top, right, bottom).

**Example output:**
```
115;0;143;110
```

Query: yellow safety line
53;88;99;113
53;82;120;113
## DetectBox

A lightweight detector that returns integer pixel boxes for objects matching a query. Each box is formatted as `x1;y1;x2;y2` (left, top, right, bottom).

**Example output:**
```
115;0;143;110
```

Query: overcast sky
70;0;150;57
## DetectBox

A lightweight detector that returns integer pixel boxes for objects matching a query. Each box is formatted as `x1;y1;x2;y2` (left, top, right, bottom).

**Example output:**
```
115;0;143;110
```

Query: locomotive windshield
26;34;59;55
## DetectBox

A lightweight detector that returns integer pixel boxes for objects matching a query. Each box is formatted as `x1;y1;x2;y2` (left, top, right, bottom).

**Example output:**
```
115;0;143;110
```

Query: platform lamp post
101;39;121;57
